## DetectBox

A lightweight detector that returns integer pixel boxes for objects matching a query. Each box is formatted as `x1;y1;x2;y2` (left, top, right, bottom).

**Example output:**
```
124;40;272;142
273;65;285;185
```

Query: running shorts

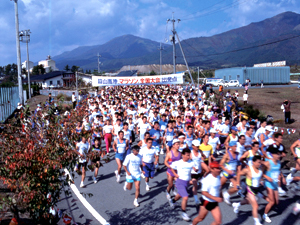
200;198;219;211
143;162;155;178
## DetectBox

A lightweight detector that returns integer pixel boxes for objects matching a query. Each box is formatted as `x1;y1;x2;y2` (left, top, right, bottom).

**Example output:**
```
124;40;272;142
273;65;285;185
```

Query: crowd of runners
33;85;300;225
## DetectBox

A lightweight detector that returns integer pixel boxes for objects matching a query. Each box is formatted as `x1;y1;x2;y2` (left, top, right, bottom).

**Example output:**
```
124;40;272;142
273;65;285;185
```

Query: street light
197;68;203;105
12;0;23;104
19;29;31;99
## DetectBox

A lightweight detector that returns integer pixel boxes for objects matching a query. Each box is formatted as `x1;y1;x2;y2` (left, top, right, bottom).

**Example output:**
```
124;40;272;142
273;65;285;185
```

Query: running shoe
160;149;164;155
146;185;150;191
181;212;191;221
286;173;293;186
222;190;231;205
93;176;97;184
114;170;118;178
133;199;139;207
116;175;120;183
278;187;286;196
232;202;240;214
141;173;145;179
168;199;175;209
80;182;85;188
254;220;262;225
123;182;127;191
166;191;171;200
263;214;271;223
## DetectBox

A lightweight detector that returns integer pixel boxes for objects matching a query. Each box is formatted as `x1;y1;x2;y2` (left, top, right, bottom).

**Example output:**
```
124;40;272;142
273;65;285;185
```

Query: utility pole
76;71;78;99
13;0;23;104
97;53;101;74
167;13;178;74
20;29;31;99
158;43;164;75
197;67;199;105
167;13;195;86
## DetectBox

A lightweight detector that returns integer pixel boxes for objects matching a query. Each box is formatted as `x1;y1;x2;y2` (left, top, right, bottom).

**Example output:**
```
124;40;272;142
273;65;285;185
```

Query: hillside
53;11;300;71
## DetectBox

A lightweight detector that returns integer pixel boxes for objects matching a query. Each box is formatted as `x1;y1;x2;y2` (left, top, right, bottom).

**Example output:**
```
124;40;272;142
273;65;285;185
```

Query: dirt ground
229;86;300;168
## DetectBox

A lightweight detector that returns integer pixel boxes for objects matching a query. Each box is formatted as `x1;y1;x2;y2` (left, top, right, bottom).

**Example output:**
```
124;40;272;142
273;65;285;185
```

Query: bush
57;93;72;101
243;105;260;119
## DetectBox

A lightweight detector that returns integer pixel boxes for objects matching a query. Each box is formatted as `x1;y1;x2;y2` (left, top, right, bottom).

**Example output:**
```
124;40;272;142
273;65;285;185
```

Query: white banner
253;61;286;67
92;73;184;87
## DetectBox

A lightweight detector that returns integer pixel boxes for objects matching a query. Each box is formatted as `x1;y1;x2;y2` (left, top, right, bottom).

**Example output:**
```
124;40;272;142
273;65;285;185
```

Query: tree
32;65;46;75
0;99;93;224
64;65;70;71
150;70;156;75
71;65;80;73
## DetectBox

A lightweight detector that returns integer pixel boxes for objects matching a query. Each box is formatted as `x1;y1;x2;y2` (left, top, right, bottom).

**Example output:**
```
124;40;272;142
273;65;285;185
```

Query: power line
182;0;249;21
177;34;300;58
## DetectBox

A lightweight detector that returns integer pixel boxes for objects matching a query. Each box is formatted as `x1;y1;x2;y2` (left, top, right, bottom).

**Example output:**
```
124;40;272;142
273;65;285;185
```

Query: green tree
150;70;156;75
64;65;70;71
5;64;12;75
32;65;46;75
71;65;80;73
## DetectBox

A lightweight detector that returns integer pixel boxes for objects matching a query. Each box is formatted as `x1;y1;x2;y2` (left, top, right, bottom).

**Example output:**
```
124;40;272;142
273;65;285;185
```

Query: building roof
28;71;64;82
115;70;138;77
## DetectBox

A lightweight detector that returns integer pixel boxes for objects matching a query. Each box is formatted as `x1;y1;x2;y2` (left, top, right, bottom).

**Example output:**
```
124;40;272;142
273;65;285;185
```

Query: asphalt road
56;139;300;225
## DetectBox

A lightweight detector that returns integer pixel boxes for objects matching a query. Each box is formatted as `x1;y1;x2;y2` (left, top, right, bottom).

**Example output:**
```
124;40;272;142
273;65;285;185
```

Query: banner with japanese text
92;73;184;86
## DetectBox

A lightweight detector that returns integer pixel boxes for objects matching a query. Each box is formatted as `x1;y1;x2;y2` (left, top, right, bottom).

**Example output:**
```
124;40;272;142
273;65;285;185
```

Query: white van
205;78;225;87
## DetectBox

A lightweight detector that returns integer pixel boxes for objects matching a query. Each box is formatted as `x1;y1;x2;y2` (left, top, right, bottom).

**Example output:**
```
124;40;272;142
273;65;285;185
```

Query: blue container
215;67;290;85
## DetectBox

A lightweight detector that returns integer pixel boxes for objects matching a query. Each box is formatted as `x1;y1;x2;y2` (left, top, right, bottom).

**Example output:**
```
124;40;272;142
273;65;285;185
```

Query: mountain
53;34;170;71
53;11;300;71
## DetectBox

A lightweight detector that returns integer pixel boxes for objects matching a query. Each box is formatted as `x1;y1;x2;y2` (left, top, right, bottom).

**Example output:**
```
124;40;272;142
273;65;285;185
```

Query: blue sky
1;0;300;66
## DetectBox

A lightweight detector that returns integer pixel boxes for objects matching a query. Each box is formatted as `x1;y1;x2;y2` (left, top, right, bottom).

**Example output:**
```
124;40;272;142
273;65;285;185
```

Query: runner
90;137;102;183
164;121;175;153
74;137;90;188
220;141;241;205
123;145;143;207
262;146;286;223
112;131;129;183
192;161;223;225
164;139;181;200
190;140;210;205
233;155;264;225
103;120;113;155
122;122;133;155
200;134;215;165
139;138;159;191
168;148;198;221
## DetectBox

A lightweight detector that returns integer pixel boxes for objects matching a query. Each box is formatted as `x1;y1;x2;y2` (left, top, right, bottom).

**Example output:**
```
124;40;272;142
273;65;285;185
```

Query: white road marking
64;168;110;225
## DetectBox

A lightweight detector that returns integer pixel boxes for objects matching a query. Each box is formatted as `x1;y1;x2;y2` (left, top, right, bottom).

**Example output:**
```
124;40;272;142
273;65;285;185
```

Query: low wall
40;89;97;97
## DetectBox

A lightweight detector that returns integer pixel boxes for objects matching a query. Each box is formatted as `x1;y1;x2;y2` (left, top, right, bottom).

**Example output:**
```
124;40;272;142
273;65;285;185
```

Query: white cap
210;128;217;133
265;126;274;132
172;139;180;145
192;140;200;147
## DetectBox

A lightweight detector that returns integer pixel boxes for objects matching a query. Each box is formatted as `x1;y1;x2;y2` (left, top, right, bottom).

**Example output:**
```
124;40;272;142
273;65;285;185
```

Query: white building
38;55;59;73
22;60;34;72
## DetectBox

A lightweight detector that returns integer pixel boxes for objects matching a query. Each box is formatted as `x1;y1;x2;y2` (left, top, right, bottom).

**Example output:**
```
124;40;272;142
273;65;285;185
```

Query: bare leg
210;206;222;225
192;205;209;225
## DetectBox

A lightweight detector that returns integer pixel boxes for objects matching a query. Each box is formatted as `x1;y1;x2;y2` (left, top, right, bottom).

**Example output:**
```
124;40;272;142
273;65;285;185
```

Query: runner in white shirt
139;138;159;191
192;161;223;225
169;148;198;222
208;129;221;155
74;137;90;188
137;116;151;141
123;145;144;207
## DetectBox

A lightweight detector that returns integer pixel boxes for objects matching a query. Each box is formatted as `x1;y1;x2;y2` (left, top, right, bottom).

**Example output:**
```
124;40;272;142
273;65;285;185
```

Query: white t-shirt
76;141;90;163
103;125;113;134
254;127;265;141
204;111;213;120
201;174;221;202
171;159;197;181
220;124;230;137
236;142;246;160
139;146;159;163
123;153;143;179
243;94;248;101
138;122;151;135
208;136;220;153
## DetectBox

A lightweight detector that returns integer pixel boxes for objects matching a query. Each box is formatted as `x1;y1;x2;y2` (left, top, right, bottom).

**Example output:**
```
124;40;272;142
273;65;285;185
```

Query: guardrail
0;87;19;122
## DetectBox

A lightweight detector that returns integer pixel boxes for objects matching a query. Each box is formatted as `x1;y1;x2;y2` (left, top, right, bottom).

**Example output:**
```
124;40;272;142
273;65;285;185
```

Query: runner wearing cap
262;146;286;223
123;145;144;207
191;139;210;205
233;155;266;225
220;141;241;205
169;148;198;221
139;138;159;191
200;134;215;165
208;129;221;155
164;138;181;200
224;126;238;148
192;161;222;225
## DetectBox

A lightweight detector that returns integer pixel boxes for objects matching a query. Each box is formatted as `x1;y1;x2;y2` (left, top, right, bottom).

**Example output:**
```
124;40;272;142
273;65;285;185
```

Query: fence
0;87;19;122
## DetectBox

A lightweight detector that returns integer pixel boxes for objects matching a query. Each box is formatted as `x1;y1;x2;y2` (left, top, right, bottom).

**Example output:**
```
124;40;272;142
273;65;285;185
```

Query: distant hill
53;11;300;71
